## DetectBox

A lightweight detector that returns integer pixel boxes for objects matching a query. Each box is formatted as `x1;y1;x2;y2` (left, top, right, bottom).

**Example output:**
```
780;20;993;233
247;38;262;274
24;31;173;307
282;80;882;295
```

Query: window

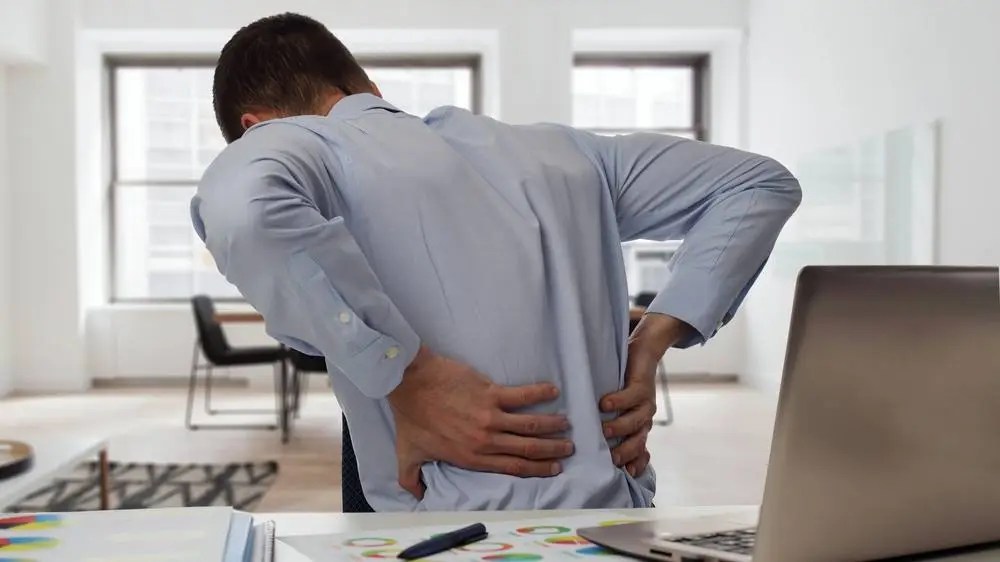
111;61;231;301
572;55;708;140
362;56;480;116
109;56;481;301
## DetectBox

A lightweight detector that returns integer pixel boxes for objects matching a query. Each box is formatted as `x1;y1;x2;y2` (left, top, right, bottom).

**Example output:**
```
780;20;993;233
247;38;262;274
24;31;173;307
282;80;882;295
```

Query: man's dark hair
213;13;370;143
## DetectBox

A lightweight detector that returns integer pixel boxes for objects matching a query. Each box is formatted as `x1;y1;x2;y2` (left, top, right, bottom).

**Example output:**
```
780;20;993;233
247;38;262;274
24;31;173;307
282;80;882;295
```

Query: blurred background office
0;0;997;512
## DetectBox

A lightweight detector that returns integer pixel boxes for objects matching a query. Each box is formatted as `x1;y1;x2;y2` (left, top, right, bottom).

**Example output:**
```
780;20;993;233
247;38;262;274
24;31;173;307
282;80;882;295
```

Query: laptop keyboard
669;528;757;555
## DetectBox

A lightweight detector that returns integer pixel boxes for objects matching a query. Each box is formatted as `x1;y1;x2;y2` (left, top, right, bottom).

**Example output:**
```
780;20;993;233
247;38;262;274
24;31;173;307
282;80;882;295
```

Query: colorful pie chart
0;537;59;551
0;514;61;531
481;555;543;561
345;537;396;548
515;525;571;535
360;548;402;559
457;541;513;552
543;535;592;546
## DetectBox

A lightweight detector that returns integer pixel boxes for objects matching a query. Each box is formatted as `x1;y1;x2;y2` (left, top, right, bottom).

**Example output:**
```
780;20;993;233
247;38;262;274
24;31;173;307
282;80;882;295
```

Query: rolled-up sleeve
191;133;419;399
570;131;802;347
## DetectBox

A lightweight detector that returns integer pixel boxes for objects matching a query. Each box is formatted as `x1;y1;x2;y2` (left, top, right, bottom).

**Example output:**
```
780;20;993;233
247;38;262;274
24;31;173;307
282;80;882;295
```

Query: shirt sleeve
191;130;420;399
569;131;802;347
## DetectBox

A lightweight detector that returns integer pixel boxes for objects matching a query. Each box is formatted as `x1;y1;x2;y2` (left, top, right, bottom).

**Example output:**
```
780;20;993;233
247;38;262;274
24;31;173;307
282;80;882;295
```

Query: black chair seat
211;346;285;366
288;349;327;373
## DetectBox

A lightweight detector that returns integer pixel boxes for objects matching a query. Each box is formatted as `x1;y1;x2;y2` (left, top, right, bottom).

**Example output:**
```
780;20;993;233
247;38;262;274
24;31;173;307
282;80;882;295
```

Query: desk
214;311;265;324
264;506;1000;561
265;507;741;537
0;436;110;511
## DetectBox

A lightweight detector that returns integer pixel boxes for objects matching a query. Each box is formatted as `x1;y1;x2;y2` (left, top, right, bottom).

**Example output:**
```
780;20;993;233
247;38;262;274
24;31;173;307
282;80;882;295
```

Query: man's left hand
600;313;691;477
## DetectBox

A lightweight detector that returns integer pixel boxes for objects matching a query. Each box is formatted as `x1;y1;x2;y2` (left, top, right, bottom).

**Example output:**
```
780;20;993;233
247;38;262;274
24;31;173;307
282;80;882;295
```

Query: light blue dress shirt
191;94;801;512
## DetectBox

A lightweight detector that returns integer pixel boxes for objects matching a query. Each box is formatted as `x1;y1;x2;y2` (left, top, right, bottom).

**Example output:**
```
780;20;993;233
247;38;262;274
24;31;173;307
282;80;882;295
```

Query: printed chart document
0;506;263;562
279;513;645;561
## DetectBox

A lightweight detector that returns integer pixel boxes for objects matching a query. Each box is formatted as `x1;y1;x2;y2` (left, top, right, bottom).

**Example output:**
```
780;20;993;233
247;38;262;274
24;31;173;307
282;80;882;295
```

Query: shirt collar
327;93;404;120
242;93;402;138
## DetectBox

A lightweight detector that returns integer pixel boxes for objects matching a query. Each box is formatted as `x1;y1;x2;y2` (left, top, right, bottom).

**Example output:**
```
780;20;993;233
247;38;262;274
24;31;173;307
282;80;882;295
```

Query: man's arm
570;131;802;474
193;126;572;497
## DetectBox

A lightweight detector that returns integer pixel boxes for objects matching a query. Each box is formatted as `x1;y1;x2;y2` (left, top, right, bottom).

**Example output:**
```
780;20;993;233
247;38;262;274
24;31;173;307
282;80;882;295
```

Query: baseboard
668;373;739;384
92;376;249;389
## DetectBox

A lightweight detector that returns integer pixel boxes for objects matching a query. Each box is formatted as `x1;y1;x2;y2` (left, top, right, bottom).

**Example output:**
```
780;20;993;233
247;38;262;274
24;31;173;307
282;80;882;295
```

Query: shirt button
384;346;400;359
338;312;351;324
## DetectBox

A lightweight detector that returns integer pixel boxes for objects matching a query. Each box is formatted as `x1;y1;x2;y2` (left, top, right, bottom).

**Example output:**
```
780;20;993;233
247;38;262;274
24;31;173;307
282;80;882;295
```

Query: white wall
7;0;87;392
10;0;749;389
0;0;50;397
0;0;46;65
0;69;11;397
744;0;1000;390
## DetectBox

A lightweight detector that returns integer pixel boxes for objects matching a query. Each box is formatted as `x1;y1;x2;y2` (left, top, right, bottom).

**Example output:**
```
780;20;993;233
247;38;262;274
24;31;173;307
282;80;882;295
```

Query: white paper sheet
279;514;645;561
0;507;235;562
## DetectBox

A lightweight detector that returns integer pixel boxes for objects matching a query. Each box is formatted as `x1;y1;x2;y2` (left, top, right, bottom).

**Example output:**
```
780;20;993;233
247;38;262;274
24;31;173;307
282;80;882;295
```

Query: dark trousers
341;415;375;513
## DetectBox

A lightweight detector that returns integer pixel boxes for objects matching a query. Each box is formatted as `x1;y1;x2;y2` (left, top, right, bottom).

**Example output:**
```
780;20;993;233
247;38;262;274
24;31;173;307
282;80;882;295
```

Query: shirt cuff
339;330;420;399
644;266;730;349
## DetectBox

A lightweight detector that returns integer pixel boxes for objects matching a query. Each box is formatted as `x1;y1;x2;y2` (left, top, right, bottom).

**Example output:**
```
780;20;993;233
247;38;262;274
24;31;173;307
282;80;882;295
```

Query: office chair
634;291;657;309
286;349;327;419
186;295;291;442
630;292;674;427
286;349;373;512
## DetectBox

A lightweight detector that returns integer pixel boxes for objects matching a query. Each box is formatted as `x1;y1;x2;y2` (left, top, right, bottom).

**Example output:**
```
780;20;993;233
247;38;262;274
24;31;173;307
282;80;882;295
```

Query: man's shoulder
422;107;588;150
202;119;329;182
423;106;568;132
423;105;487;128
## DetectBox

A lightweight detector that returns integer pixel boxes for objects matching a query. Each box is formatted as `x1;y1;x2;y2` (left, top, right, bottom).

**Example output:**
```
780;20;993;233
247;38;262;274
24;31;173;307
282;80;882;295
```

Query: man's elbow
758;156;802;216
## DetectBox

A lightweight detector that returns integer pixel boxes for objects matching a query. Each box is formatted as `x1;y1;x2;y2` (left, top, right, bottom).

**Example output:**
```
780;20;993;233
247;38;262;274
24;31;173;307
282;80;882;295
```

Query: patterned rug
7;460;278;512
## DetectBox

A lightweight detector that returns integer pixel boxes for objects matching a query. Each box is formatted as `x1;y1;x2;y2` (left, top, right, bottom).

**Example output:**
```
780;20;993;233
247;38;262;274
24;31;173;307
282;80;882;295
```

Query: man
192;13;801;512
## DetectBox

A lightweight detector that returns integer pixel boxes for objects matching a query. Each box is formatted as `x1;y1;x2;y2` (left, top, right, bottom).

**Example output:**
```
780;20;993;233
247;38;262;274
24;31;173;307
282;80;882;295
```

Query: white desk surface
263;506;1000;561
0;436;108;510
263;505;756;537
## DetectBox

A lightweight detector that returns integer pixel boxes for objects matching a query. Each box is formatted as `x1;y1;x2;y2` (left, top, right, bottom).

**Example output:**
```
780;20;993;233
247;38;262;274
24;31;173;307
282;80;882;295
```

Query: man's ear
370;81;382;98
240;112;264;132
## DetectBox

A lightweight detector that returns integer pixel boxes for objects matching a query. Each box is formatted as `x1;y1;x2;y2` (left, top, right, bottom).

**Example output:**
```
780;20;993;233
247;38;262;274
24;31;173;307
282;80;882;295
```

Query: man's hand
388;346;574;499
600;313;691;477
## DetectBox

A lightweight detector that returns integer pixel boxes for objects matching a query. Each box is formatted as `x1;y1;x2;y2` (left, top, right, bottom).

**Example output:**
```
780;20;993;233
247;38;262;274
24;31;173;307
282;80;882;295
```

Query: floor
0;382;778;512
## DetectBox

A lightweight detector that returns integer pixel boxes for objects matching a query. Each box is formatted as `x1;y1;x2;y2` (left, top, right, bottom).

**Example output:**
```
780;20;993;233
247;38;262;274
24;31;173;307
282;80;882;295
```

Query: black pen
397;522;488;560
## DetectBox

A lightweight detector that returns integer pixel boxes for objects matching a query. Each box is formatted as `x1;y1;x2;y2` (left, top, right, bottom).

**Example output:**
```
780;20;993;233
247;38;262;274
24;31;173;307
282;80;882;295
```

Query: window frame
106;55;483;303
107;56;229;304
359;54;483;116
572;53;710;141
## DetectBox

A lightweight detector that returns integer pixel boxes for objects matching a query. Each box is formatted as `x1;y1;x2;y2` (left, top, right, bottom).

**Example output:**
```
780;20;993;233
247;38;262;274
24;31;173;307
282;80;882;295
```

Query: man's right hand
387;346;574;499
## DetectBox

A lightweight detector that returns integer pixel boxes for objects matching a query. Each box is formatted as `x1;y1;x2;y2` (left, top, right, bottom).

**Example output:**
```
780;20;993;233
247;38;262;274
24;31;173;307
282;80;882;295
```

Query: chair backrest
191;295;231;363
634;292;657;308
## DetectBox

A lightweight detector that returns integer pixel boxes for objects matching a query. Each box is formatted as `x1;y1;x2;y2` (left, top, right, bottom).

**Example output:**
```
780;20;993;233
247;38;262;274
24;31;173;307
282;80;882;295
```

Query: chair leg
272;362;282;414
292;367;302;419
186;339;278;432
279;359;290;444
185;339;200;430
204;364;215;414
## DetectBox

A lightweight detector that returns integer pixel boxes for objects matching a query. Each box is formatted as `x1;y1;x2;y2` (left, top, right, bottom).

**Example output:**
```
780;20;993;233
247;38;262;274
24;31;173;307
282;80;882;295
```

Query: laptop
580;266;1000;562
